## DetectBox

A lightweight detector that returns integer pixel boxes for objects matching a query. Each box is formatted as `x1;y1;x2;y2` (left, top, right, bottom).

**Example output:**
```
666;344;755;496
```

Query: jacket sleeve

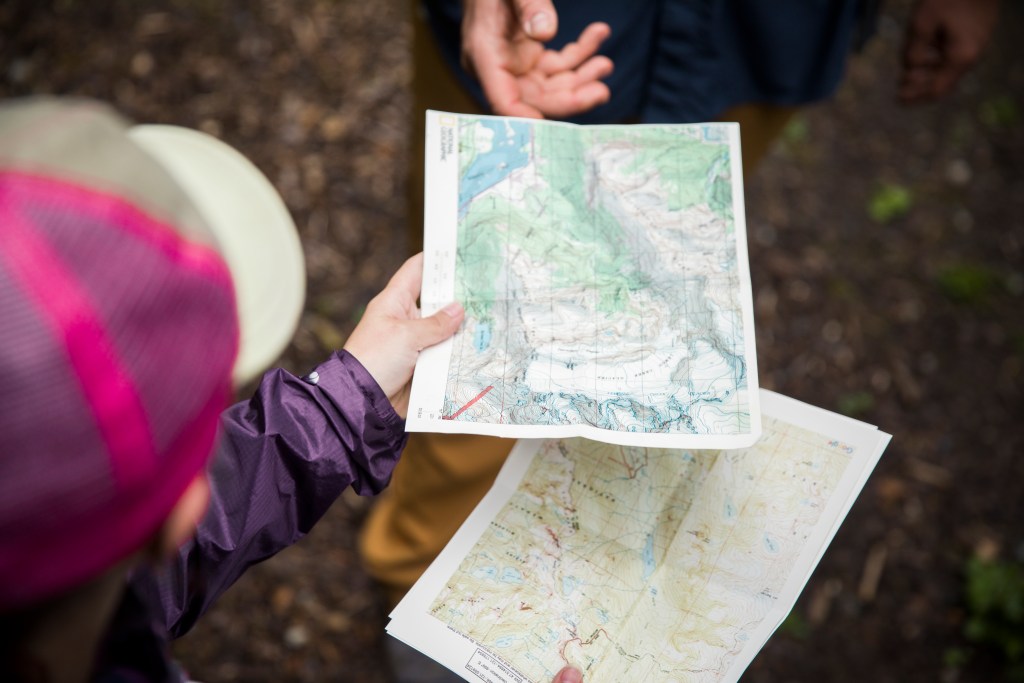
149;349;407;638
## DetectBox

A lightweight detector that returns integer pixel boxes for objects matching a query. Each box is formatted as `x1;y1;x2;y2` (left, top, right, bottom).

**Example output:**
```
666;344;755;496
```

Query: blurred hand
899;0;999;103
551;666;583;683
461;0;614;118
343;253;463;417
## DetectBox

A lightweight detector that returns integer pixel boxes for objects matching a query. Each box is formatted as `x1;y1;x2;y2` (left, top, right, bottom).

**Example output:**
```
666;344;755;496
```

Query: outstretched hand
462;0;613;119
343;253;464;417
899;0;999;103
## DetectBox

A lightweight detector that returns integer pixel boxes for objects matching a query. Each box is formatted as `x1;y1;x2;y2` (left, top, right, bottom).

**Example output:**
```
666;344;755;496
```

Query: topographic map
407;111;760;448
388;391;890;682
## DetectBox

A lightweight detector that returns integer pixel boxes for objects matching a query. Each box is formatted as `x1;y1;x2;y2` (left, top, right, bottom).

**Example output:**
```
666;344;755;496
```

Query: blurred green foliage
778;610;810;640
936;264;999;305
782;117;810;147
868;184;913;223
979;95;1021;129
1012;332;1024;357
837;391;875;417
962;556;1024;680
826;277;859;304
943;646;972;670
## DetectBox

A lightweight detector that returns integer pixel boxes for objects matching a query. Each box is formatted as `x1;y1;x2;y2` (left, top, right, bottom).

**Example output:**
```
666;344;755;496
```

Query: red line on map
444;385;495;420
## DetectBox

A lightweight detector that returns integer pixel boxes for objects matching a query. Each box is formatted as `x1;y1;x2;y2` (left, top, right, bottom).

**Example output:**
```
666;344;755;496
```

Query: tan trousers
359;6;795;607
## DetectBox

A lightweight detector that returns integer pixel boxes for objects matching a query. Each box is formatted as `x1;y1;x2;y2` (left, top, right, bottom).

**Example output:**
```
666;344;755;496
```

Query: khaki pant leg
717;103;797;177
360;5;507;608
360;434;515;607
407;2;483;252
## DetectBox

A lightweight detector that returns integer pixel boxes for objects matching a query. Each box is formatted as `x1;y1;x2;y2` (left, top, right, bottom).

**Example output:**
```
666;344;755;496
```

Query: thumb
552;666;583;683
514;0;558;41
409;301;464;350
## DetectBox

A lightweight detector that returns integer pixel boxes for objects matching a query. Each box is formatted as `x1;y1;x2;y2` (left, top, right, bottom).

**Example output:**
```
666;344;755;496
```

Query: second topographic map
408;111;760;448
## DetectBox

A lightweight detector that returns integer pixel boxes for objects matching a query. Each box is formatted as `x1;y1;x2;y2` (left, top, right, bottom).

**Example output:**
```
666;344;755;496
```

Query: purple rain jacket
92;350;406;682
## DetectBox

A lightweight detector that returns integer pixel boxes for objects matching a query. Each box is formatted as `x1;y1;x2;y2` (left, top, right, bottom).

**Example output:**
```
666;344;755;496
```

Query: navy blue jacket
424;0;876;123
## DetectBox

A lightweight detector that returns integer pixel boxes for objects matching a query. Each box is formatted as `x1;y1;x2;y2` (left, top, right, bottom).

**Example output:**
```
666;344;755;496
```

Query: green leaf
962;557;1024;667
943;646;972;669
778;610;810;640
868;184;913;223
782;117;810;146
979;95;1020;129
837;391;875;417
936;264;998;305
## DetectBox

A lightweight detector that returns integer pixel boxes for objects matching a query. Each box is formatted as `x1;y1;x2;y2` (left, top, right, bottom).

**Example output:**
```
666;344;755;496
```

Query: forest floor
2;1;1022;681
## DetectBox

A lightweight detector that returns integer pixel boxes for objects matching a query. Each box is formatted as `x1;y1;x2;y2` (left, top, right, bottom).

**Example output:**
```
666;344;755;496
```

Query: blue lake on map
473;321;492;352
500;567;524;584
458;119;530;215
642;532;656;580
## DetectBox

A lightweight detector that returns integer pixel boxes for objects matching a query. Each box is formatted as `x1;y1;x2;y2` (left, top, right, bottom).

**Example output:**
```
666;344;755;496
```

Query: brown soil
2;1;1022;681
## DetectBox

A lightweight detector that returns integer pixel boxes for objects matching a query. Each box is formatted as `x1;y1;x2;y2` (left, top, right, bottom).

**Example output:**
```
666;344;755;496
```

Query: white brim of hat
129;125;305;387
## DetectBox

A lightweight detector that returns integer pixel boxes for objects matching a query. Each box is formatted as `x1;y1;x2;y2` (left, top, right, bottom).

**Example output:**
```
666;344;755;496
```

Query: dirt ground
2;1;1022;681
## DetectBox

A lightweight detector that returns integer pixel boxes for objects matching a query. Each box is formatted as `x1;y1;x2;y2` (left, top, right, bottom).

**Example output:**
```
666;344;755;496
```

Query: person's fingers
551;666;583;683
490;60;611;118
930;33;983;97
535;56;613;97
517;48;613;118
407;301;465;350
474;48;547;118
488;85;547;118
383;252;425;301
485;74;547;118
904;35;941;68
900;36;978;102
522;72;611;118
903;10;940;65
900;0;998;104
573;54;614;84
500;101;547;119
362;252;424;319
537;22;611;74
543;55;612;89
512;0;559;41
930;61;968;99
899;11;939;103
